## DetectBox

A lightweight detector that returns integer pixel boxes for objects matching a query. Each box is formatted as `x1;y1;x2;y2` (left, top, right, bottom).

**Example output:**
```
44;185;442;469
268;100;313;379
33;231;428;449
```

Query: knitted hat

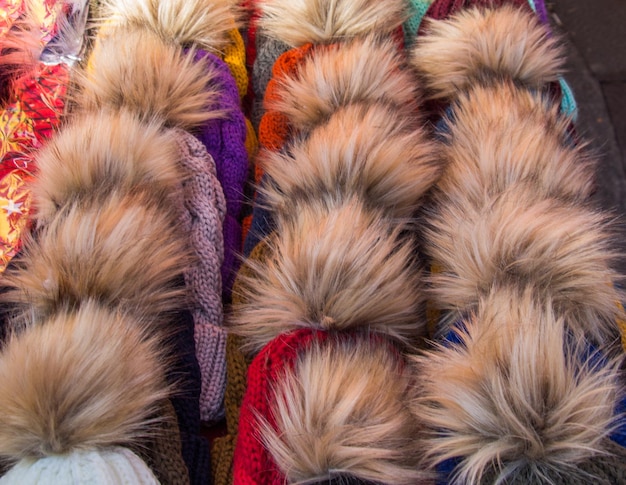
136;400;190;485
232;329;329;484
415;0;577;116
0;43;69;271
233;329;424;484
193;50;248;302
0;448;159;484
403;0;435;46
257;43;314;156
174;127;229;423
250;32;290;130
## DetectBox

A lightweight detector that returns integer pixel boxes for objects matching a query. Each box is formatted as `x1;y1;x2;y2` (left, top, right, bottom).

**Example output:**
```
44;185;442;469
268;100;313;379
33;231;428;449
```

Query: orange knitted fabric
256;43;314;183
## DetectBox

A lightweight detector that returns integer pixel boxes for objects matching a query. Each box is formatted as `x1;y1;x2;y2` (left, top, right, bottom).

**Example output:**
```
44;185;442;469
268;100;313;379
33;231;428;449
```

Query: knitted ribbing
223;29;248;99
221;28;258;162
174;128;228;424
135;400;190;485
251;32;290;131
193;50;248;302
256;43;314;182
242;180;274;256
403;0;435;46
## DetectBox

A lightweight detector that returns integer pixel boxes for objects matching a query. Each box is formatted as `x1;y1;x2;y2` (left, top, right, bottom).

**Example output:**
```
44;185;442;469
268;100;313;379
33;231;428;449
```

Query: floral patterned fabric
0;0;70;271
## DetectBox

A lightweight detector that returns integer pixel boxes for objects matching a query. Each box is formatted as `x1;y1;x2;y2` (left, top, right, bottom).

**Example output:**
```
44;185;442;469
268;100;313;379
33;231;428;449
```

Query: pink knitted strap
174;128;228;422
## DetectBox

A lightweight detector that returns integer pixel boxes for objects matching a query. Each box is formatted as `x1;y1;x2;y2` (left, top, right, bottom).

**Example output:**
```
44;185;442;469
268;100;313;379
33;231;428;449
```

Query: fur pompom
268;35;419;132
0;301;170;460
258;0;407;47
79;27;226;130
99;0;237;52
412;290;624;484
261;102;439;219
2;193;190;328
426;185;621;345
411;5;564;100
232;197;425;353
261;337;428;484
437;82;596;205
32;109;182;223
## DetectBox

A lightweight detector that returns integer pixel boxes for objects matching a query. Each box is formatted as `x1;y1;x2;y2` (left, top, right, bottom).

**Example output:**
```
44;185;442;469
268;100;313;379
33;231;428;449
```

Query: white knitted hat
0;448;159;484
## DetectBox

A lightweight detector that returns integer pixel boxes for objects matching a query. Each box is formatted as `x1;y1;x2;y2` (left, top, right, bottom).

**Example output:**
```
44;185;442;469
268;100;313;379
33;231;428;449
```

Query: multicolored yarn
0;0;72;271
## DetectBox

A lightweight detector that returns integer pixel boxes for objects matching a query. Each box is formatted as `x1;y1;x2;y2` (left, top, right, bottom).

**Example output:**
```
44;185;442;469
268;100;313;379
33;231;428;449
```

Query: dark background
549;0;626;273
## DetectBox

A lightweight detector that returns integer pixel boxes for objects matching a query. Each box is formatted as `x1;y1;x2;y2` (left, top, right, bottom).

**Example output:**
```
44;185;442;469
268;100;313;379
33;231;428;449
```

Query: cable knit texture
175;128;228;423
193;50;248;302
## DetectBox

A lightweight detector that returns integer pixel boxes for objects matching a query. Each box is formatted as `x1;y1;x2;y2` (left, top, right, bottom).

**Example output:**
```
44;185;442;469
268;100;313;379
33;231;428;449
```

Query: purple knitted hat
192;50;248;302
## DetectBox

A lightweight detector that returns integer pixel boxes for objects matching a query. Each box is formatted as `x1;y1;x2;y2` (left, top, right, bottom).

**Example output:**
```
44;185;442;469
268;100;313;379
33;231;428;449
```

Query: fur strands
426;184;621;345
232;198;425;353
258;0;408;47
2;192;190;329
98;0;238;53
267;35;420;132
79;27;226;130
412;289;623;484
31;109;183;222
261;337;428;485
261;101;438;220
411;5;565;99
0;301;170;461
437;82;596;204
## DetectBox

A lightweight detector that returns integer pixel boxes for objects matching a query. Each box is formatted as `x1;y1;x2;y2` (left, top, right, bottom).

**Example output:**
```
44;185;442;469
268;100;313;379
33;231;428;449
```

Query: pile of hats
0;0;83;272
226;0;441;482
0;0;248;482
410;3;626;482
1;0;626;484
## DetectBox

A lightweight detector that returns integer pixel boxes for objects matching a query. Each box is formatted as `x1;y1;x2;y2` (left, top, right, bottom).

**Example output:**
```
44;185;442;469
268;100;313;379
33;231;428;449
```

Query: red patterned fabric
0;0;70;271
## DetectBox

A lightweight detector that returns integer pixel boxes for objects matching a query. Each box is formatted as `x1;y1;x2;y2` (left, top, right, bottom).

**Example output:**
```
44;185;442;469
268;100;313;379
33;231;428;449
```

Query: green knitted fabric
403;0;435;47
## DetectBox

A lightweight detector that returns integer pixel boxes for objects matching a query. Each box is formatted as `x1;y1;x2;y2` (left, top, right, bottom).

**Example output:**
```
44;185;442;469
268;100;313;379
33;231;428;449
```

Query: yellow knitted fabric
616;301;626;352
222;29;248;99
244;117;258;159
